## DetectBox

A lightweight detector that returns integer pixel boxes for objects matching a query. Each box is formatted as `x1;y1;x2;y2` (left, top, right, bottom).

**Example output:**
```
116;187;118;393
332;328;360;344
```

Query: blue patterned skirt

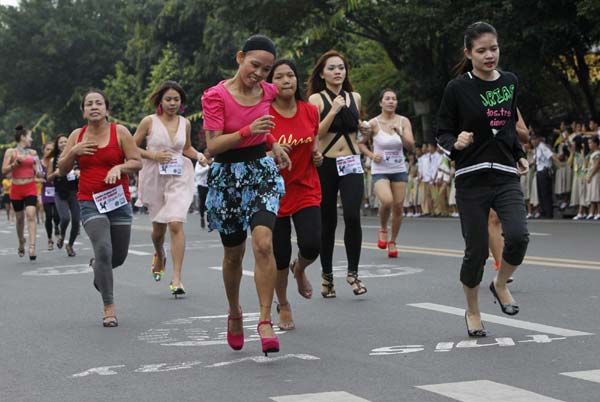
206;156;285;235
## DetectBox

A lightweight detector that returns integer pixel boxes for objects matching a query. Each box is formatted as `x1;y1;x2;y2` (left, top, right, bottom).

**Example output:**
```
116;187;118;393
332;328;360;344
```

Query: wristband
265;134;276;151
239;125;252;139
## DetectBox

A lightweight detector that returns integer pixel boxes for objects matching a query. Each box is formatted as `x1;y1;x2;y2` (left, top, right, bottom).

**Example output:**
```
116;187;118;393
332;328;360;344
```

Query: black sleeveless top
53;155;79;199
319;88;360;155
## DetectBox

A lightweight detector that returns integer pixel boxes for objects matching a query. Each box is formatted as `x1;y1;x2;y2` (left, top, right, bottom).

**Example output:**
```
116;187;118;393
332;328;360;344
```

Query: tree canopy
1;0;599;148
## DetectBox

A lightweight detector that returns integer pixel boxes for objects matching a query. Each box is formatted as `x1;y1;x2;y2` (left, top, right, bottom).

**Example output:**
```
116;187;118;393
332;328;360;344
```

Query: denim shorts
372;172;409;184
79;200;133;226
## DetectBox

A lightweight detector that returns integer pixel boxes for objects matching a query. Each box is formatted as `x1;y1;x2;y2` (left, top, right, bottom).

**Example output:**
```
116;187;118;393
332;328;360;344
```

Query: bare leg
252;226;277;339
25;205;37;255
274;268;294;330
15;210;25;251
151;222;167;273
374;180;393;243
223;243;245;335
493;260;518;304
488;210;503;268
389;182;406;243
463;284;484;330
168;222;185;287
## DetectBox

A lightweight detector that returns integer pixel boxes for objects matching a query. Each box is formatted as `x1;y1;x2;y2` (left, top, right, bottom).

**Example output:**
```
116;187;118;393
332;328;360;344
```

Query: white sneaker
586;214;594;220
573;214;582;220
533;212;541;218
451;212;460;218
406;212;414;217
594;214;600;220
559;202;568;210
413;213;421;217
526;213;533;219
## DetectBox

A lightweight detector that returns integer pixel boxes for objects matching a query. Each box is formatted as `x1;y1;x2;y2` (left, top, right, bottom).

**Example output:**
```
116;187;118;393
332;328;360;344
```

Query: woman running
58;89;141;327
202;35;291;355
2;125;42;260
308;50;369;297
436;22;529;337
266;59;323;330
51;134;81;257
359;88;415;258
134;81;206;296
40;142;60;251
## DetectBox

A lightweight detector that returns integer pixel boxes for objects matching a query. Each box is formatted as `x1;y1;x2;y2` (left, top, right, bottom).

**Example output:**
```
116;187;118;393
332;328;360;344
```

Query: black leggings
43;203;60;239
456;180;529;288
318;157;364;274
219;210;276;248
273;206;321;270
197;185;208;215
55;190;81;246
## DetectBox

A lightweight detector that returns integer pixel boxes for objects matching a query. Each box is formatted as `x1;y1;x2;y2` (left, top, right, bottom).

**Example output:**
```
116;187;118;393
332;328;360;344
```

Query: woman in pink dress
134;81;206;296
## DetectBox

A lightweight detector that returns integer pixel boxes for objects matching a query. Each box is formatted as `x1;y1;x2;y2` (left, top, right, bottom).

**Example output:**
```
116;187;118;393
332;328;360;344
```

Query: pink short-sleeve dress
138;114;194;223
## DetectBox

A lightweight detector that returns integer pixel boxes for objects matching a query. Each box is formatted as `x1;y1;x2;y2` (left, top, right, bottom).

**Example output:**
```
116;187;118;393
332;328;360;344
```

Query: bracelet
239;125;252;139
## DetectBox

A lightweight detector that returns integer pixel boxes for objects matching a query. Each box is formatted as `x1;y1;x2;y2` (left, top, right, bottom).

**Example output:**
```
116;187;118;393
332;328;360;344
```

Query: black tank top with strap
319;88;359;155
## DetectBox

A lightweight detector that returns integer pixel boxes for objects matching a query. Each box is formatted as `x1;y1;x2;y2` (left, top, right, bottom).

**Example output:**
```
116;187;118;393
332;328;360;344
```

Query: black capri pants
455;179;529;288
273;206;321;270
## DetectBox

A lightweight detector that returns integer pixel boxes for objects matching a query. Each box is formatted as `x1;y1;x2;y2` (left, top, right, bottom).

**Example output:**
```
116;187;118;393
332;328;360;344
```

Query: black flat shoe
490;281;519;315
464;312;487;337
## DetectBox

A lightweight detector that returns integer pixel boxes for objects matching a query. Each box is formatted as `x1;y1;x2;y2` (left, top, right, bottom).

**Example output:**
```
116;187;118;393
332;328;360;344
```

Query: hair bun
15;124;23;131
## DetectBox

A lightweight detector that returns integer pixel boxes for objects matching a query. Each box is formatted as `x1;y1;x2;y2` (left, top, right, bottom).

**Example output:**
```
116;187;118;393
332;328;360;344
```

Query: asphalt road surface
1;212;599;402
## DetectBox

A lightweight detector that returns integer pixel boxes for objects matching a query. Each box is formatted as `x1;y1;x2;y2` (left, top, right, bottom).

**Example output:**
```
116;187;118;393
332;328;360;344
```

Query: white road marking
529;232;551;236
417;380;565;402
205;354;320;368
271;391;371;402
72;365;125;377
22;264;91;276
408;303;594;337
127;250;152;256
560;369;600;384
208;265;254;277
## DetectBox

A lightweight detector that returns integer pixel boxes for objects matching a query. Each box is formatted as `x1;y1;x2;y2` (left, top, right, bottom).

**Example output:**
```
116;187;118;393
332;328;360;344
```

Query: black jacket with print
435;71;526;188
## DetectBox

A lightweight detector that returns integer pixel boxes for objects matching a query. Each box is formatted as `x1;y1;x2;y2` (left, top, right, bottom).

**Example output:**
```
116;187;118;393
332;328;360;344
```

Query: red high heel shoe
227;307;244;351
387;241;398;258
377;229;388;249
257;321;279;356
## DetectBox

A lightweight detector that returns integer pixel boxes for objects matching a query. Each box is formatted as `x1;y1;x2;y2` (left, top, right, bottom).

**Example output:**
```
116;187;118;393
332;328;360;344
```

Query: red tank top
76;123;130;202
10;150;36;179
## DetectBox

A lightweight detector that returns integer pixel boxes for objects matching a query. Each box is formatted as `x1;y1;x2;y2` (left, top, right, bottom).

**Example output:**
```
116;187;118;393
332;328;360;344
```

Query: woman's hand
104;165;122;185
312;150;323;167
153;150;172;164
517;157;529;175
272;143;292;171
372;153;383;163
196;152;208;167
249;115;275;135
453;131;474;150
331;95;346;114
71;140;98;156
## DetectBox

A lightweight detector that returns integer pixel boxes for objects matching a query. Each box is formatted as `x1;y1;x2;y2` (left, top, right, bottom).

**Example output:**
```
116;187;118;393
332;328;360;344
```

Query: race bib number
93;185;127;214
336;155;364;176
66;170;77;181
159;156;183;176
44;187;55;197
383;150;404;165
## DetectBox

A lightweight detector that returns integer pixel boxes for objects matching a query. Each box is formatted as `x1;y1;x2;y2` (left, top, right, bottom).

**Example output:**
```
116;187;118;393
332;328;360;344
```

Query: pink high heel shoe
227;307;244;351
257;321;279;356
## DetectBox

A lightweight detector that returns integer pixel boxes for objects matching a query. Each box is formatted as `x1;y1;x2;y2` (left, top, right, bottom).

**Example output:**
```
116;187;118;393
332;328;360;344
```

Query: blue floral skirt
206;156;285;235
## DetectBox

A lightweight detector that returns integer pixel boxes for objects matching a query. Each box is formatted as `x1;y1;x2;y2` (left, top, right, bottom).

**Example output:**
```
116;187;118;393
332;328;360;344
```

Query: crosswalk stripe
560;369;600;383
127;250;152;256
270;391;372;402
409;303;594;337
417;380;565;402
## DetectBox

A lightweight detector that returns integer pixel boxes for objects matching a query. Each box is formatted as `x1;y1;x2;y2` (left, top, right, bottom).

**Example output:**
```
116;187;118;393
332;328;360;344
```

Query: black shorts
11;196;37;212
